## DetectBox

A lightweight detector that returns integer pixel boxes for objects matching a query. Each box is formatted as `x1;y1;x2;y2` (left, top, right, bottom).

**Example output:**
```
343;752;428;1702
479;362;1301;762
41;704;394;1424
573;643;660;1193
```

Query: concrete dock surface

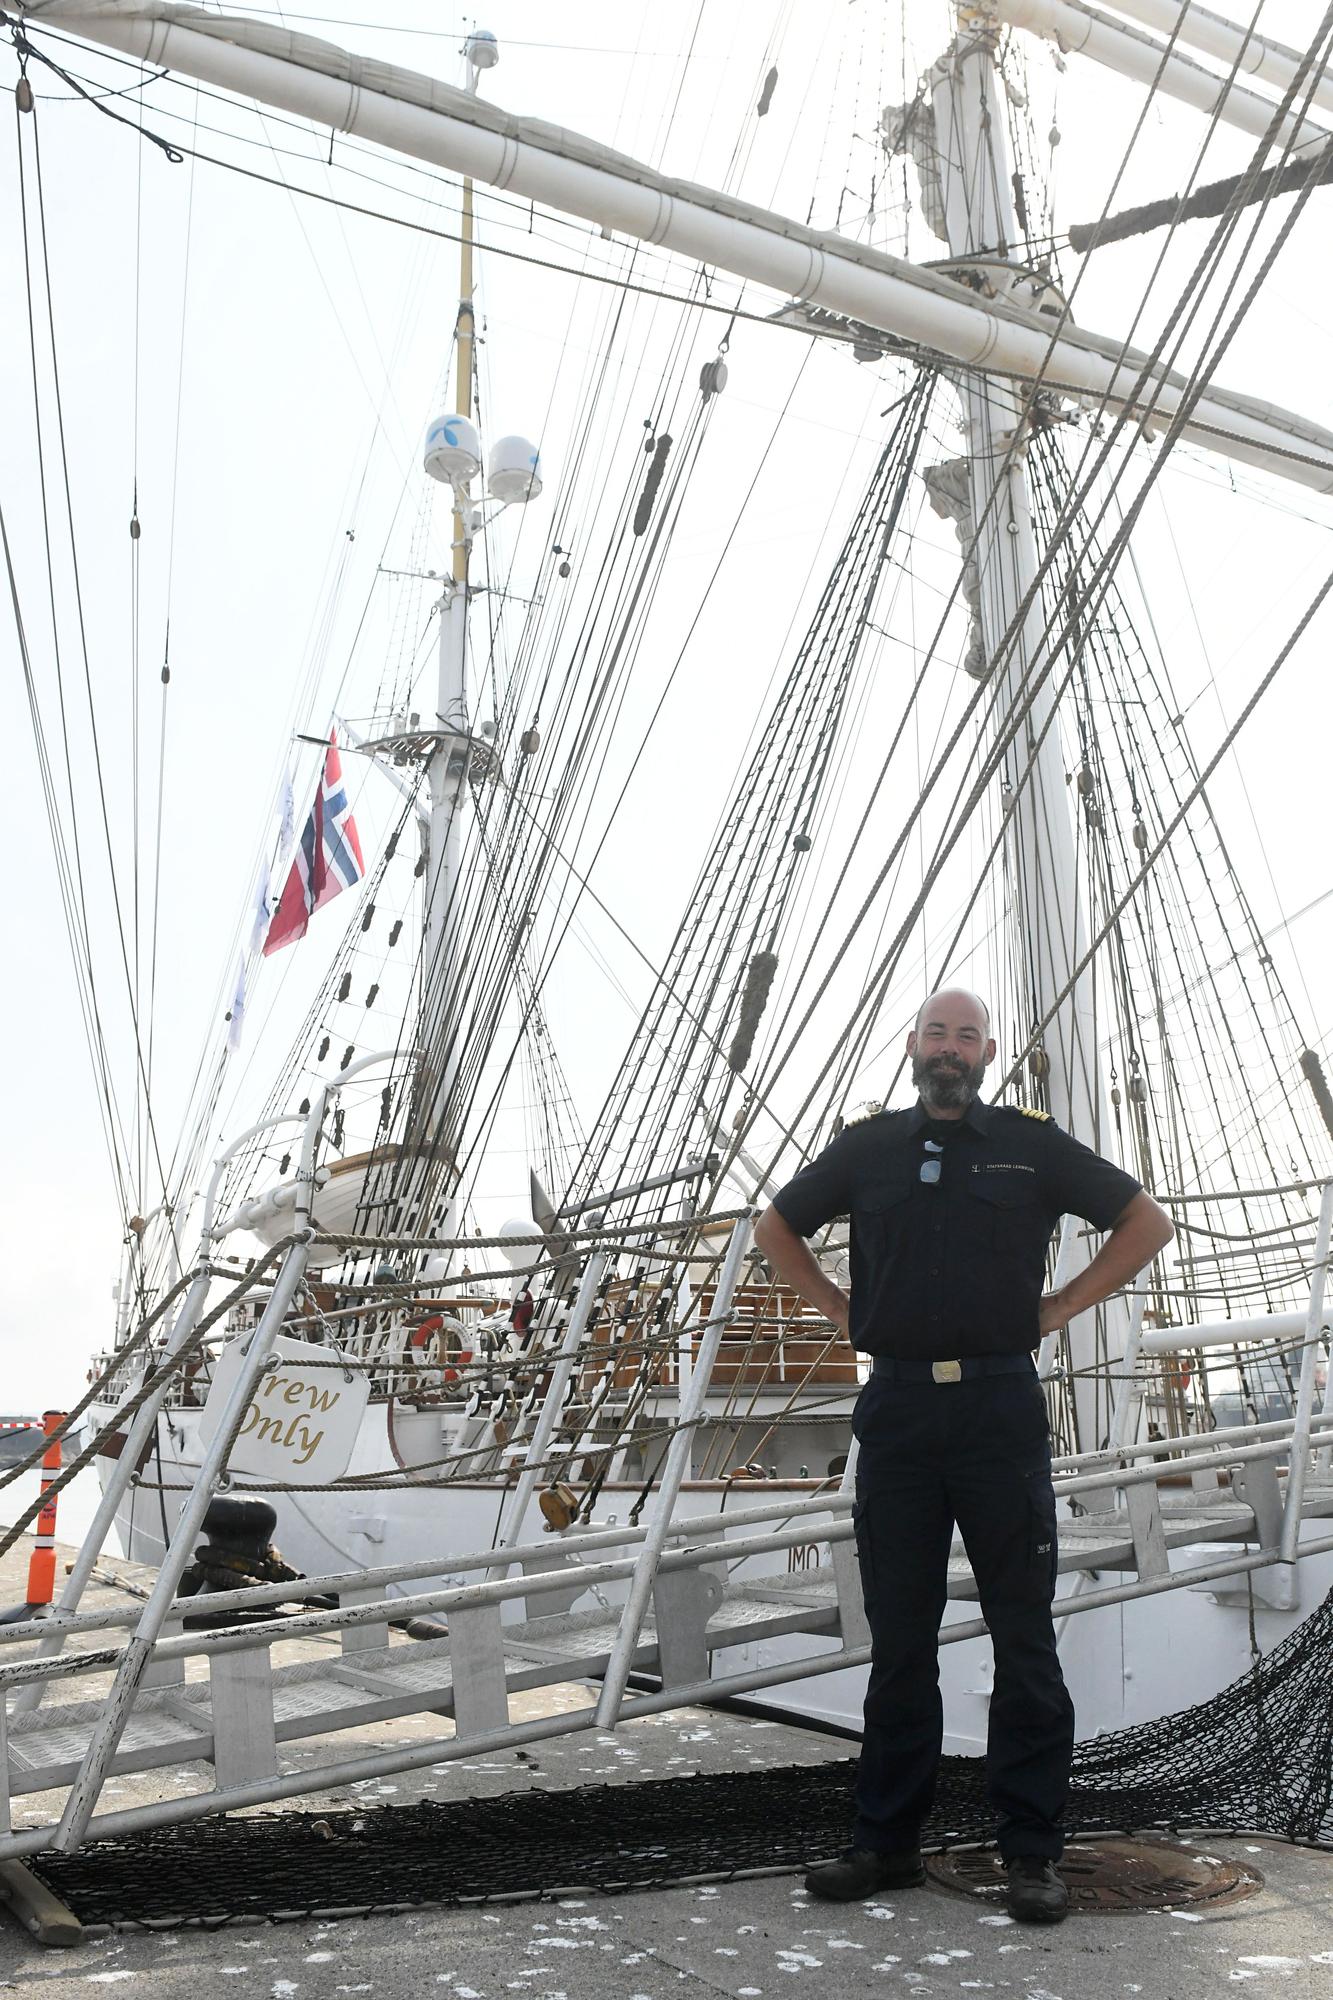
4;1828;1332;1998
3;1536;1332;1994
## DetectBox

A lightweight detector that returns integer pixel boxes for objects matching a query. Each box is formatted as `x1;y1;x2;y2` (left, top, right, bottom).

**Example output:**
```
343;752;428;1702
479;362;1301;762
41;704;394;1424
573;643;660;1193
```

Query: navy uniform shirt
770;1098;1142;1359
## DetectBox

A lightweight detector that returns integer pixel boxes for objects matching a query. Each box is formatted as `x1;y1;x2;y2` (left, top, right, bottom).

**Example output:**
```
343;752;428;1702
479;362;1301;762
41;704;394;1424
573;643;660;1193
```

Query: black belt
871;1353;1037;1384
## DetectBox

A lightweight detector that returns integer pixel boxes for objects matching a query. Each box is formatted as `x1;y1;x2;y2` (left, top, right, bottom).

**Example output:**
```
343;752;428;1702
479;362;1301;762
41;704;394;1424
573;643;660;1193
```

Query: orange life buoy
410;1315;444;1352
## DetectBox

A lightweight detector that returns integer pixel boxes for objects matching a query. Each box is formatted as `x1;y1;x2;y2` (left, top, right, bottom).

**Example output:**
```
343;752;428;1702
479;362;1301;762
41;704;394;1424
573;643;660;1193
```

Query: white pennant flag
248;858;272;955
277;771;296;865
226;959;247;1056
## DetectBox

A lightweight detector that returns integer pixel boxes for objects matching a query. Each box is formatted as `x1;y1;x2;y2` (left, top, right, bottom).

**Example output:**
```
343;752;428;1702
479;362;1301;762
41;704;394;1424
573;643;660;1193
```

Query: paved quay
2;1537;1332;1995
3;1826;1332;1999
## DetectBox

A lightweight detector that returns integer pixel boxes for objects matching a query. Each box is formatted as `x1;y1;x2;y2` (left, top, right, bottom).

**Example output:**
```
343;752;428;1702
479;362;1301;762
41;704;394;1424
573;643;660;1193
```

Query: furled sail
32;0;1333;492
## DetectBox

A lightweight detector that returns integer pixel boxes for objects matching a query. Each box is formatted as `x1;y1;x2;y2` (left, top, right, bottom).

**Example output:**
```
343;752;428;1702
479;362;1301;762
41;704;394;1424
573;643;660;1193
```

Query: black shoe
1004;1855;1069;1923
804;1846;925;1902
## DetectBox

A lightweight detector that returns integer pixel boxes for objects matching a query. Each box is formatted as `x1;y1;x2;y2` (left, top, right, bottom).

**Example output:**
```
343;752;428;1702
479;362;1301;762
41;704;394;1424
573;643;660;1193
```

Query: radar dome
488;435;543;503
465;28;499;69
496;1215;538;1269
424;413;481;489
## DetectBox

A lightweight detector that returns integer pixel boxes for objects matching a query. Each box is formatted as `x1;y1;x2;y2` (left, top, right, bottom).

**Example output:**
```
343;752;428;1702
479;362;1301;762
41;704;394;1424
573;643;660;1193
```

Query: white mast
930;5;1128;1448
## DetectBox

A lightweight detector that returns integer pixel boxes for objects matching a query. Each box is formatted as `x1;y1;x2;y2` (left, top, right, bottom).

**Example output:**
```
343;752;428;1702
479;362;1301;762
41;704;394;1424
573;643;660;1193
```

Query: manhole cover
926;1837;1264;1913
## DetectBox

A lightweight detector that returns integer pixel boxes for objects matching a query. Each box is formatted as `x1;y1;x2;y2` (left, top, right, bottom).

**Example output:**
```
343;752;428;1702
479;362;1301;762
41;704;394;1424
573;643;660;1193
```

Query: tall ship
3;0;1333;1849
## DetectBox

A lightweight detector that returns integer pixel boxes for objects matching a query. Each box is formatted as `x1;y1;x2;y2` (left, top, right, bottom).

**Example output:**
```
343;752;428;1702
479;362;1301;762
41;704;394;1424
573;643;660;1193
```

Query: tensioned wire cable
568;377;940;1209
13;11;1320;1312
917;17;1333;1119
18;110;176;1228
11;83;147;1217
410;0;1328;1272
381;387;726;1229
351;1;752;1209
214;3;772;1264
1020;443;1321;1334
1;485;132;1218
540;3;1304;1200
728;8;1333;1196
1027;431;1322;1202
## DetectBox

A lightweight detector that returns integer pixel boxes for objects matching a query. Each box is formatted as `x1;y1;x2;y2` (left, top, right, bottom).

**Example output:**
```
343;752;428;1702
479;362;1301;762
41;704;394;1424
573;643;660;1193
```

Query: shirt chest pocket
968;1172;1049;1251
853;1177;915;1244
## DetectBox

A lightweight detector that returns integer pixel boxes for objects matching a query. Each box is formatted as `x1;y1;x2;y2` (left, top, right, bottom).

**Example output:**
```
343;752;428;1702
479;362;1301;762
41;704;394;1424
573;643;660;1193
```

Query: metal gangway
3;1077;1332;1865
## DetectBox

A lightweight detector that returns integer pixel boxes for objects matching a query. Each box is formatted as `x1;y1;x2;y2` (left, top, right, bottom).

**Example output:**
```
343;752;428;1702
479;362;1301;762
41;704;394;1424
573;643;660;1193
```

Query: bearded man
754;989;1173;1921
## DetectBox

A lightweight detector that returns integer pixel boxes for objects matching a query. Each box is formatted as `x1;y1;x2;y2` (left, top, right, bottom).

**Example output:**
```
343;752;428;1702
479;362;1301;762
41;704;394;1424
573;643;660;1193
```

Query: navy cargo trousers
851;1365;1075;1860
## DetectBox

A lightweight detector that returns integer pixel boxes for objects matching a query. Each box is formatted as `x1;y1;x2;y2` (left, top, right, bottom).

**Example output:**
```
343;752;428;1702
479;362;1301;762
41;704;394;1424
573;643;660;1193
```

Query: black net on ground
26;1590;1333;1929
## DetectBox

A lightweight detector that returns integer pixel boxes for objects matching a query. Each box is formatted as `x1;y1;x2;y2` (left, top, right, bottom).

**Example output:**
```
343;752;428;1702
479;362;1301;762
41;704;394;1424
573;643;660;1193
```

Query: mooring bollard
25;1411;65;1610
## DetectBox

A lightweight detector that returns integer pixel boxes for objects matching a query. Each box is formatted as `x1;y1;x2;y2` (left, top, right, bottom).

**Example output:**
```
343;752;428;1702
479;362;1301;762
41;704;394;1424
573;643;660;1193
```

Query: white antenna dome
488;435;543;503
496;1215;538;1269
465;28;499;69
424;413;481;489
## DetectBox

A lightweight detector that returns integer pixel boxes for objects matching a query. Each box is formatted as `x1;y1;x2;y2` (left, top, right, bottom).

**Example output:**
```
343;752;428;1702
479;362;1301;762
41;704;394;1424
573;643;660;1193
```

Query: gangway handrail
5;1520;1333;1867
7;1408;1333;1694
6;1408;1331;1654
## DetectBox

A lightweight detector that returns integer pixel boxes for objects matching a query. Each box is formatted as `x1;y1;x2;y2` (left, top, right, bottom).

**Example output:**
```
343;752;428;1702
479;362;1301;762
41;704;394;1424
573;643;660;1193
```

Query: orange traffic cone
25;1411;65;1609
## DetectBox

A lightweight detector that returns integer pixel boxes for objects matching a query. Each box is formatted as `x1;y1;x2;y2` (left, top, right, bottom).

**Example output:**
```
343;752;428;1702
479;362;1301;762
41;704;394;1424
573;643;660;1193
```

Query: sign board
197;1332;370;1485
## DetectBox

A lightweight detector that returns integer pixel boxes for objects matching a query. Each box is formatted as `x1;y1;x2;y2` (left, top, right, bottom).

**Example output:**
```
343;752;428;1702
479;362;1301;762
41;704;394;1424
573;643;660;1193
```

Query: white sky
3;0;1333;1415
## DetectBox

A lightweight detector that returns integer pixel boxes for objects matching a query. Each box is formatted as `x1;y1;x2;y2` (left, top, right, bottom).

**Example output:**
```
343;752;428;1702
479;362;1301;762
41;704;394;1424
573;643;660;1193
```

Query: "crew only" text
237;1373;341;1468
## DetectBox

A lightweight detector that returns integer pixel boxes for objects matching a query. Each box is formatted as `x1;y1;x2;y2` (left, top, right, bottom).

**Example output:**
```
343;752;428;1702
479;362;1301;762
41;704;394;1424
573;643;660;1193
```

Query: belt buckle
931;1359;962;1384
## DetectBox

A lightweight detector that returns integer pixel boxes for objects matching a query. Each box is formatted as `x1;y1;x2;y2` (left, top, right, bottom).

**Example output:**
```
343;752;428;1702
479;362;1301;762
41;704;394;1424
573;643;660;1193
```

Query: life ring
410;1314;471;1386
410;1315;444;1352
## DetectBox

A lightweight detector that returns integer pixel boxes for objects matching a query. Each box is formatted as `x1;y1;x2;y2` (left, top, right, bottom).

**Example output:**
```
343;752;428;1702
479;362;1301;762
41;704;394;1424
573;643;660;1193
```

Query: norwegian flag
262;731;366;955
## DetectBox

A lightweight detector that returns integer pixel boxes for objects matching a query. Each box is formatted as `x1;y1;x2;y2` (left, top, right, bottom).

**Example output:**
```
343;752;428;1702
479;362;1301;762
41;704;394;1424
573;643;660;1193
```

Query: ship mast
419;32;490;1167
930;2;1129;1446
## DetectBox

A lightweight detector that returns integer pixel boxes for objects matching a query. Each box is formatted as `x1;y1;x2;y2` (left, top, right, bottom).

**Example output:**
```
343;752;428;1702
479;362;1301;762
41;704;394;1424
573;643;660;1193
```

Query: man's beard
912;1051;986;1111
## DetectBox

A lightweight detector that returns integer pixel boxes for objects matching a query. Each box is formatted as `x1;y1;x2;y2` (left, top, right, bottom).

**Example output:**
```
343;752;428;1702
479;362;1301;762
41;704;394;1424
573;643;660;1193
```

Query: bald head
913;988;991;1038
907;989;995;1115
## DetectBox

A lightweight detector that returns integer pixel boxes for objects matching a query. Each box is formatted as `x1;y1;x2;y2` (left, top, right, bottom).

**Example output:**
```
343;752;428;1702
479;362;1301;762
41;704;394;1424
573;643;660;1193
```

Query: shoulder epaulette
1018;1105;1052;1122
845;1099;884;1126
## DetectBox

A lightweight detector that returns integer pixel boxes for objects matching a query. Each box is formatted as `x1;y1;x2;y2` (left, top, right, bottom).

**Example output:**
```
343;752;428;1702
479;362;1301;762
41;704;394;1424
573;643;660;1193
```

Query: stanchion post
1279;1177;1333;1562
594;1212;753;1727
24;1415;65;1611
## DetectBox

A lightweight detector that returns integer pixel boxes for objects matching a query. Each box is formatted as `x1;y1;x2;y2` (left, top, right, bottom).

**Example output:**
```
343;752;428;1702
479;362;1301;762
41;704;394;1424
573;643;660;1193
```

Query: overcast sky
3;0;1332;1417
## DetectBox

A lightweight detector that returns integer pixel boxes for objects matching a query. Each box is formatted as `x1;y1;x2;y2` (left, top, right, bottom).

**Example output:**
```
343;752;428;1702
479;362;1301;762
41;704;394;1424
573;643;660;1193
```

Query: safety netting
25;1589;1332;1929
